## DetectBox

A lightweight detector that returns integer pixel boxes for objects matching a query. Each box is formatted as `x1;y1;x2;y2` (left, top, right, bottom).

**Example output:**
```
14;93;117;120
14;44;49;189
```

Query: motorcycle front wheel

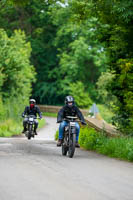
68;134;76;158
27;124;32;140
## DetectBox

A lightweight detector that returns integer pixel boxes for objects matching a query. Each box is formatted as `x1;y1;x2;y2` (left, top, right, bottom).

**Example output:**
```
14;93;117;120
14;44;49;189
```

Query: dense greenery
0;0;107;104
0;118;45;137
0;29;35;136
0;0;133;134
79;126;133;162
90;0;133;134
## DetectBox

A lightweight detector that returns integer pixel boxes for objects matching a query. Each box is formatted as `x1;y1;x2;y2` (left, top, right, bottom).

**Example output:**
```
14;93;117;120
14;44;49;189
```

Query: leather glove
81;121;87;125
57;120;62;123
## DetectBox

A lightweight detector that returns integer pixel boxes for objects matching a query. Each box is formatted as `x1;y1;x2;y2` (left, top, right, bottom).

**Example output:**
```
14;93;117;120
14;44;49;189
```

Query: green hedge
79;126;133;161
0;119;22;137
38;118;45;129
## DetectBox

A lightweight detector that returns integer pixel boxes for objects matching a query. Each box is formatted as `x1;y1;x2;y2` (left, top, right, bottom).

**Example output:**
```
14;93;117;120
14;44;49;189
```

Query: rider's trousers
23;118;38;130
59;120;80;142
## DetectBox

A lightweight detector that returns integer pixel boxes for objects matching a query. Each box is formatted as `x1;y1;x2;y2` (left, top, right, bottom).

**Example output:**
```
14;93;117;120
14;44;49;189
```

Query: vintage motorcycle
62;116;79;158
23;115;40;140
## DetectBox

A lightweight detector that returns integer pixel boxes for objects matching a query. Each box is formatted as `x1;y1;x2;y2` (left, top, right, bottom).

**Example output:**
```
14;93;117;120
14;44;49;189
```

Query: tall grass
42;112;57;117
79;126;133;161
0;119;22;137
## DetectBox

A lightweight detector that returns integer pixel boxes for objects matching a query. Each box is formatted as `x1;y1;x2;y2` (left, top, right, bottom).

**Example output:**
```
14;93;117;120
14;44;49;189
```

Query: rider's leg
57;121;68;146
75;122;80;147
34;119;38;135
75;122;80;142
59;121;68;139
22;118;28;133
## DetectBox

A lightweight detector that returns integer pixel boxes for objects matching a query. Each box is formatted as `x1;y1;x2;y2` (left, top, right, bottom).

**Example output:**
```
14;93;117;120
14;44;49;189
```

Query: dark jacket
57;105;85;123
22;105;42;118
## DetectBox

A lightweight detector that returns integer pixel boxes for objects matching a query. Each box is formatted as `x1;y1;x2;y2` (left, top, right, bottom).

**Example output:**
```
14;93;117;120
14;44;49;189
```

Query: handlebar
22;115;42;119
57;116;87;125
66;116;78;119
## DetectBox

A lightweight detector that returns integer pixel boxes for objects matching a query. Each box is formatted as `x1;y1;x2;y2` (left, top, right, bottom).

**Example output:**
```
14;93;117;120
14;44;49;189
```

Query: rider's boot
34;128;38;135
22;127;27;134
57;139;62;147
75;141;80;148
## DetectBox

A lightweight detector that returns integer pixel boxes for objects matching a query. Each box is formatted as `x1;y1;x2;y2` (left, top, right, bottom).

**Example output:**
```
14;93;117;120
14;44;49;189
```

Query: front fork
69;125;76;145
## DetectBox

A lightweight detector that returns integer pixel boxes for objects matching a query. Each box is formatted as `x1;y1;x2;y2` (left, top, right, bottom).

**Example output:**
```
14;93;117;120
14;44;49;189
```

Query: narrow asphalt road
0;117;133;200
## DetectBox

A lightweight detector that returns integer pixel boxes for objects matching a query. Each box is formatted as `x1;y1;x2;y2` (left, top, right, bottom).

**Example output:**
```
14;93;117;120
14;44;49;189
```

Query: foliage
0;29;35;102
0;0;133;134
97;104;114;124
42;112;57;117
69;81;92;108
79;126;100;150
111;59;133;134
0;117;45;137
55;130;59;140
96;71;116;105
52;14;108;101
0;0;108;105
0;97;6;120
0;29;35;136
88;0;133;134
79;126;133;161
0;119;22;137
38;118;45;129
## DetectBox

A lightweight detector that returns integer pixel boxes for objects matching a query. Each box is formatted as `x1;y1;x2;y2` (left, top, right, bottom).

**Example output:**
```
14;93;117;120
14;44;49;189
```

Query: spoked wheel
62;144;68;156
68;134;76;158
62;137;68;156
27;124;32;140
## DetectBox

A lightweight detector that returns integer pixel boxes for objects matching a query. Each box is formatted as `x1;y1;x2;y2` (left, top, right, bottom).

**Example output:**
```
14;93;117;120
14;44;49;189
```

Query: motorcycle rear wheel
62;136;68;156
62;145;68;156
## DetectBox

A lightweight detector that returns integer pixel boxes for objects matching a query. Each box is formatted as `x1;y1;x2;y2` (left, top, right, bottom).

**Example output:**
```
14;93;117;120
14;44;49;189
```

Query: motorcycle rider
57;96;86;148
22;99;42;135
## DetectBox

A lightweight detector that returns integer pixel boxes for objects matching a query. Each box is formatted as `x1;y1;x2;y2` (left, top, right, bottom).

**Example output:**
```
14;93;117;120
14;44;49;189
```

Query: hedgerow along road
0;117;133;200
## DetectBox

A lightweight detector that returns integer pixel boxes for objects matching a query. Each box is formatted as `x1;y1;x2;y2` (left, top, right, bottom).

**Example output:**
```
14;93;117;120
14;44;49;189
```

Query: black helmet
29;99;36;104
65;96;74;107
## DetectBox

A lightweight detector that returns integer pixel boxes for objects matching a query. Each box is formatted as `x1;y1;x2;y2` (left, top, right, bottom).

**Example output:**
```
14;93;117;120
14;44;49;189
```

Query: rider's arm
22;106;28;117
75;106;86;124
36;106;42;118
57;107;64;123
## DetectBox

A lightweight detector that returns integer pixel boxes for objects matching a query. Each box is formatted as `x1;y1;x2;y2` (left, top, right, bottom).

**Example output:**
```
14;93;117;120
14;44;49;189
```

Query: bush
55;130;59;140
0;29;36;137
0;119;22;137
79;126;133;162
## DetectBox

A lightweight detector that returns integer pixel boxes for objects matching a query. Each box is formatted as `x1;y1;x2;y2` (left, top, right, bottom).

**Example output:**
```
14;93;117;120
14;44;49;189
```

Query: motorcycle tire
27;124;32;140
68;134;76;158
62;143;68;156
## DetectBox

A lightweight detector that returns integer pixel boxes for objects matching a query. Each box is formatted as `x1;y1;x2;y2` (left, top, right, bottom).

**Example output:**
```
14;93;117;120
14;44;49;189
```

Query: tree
0;29;35;118
69;81;92;108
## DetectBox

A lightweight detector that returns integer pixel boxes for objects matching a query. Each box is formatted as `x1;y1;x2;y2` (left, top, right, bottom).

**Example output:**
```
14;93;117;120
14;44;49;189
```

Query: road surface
0;117;133;200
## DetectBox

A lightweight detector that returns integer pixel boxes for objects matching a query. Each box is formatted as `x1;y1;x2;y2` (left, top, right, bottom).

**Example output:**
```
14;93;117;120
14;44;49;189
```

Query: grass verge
43;112;57;117
0;118;45;137
0;119;22;137
38;118;45;129
55;130;59;140
79;126;133;162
